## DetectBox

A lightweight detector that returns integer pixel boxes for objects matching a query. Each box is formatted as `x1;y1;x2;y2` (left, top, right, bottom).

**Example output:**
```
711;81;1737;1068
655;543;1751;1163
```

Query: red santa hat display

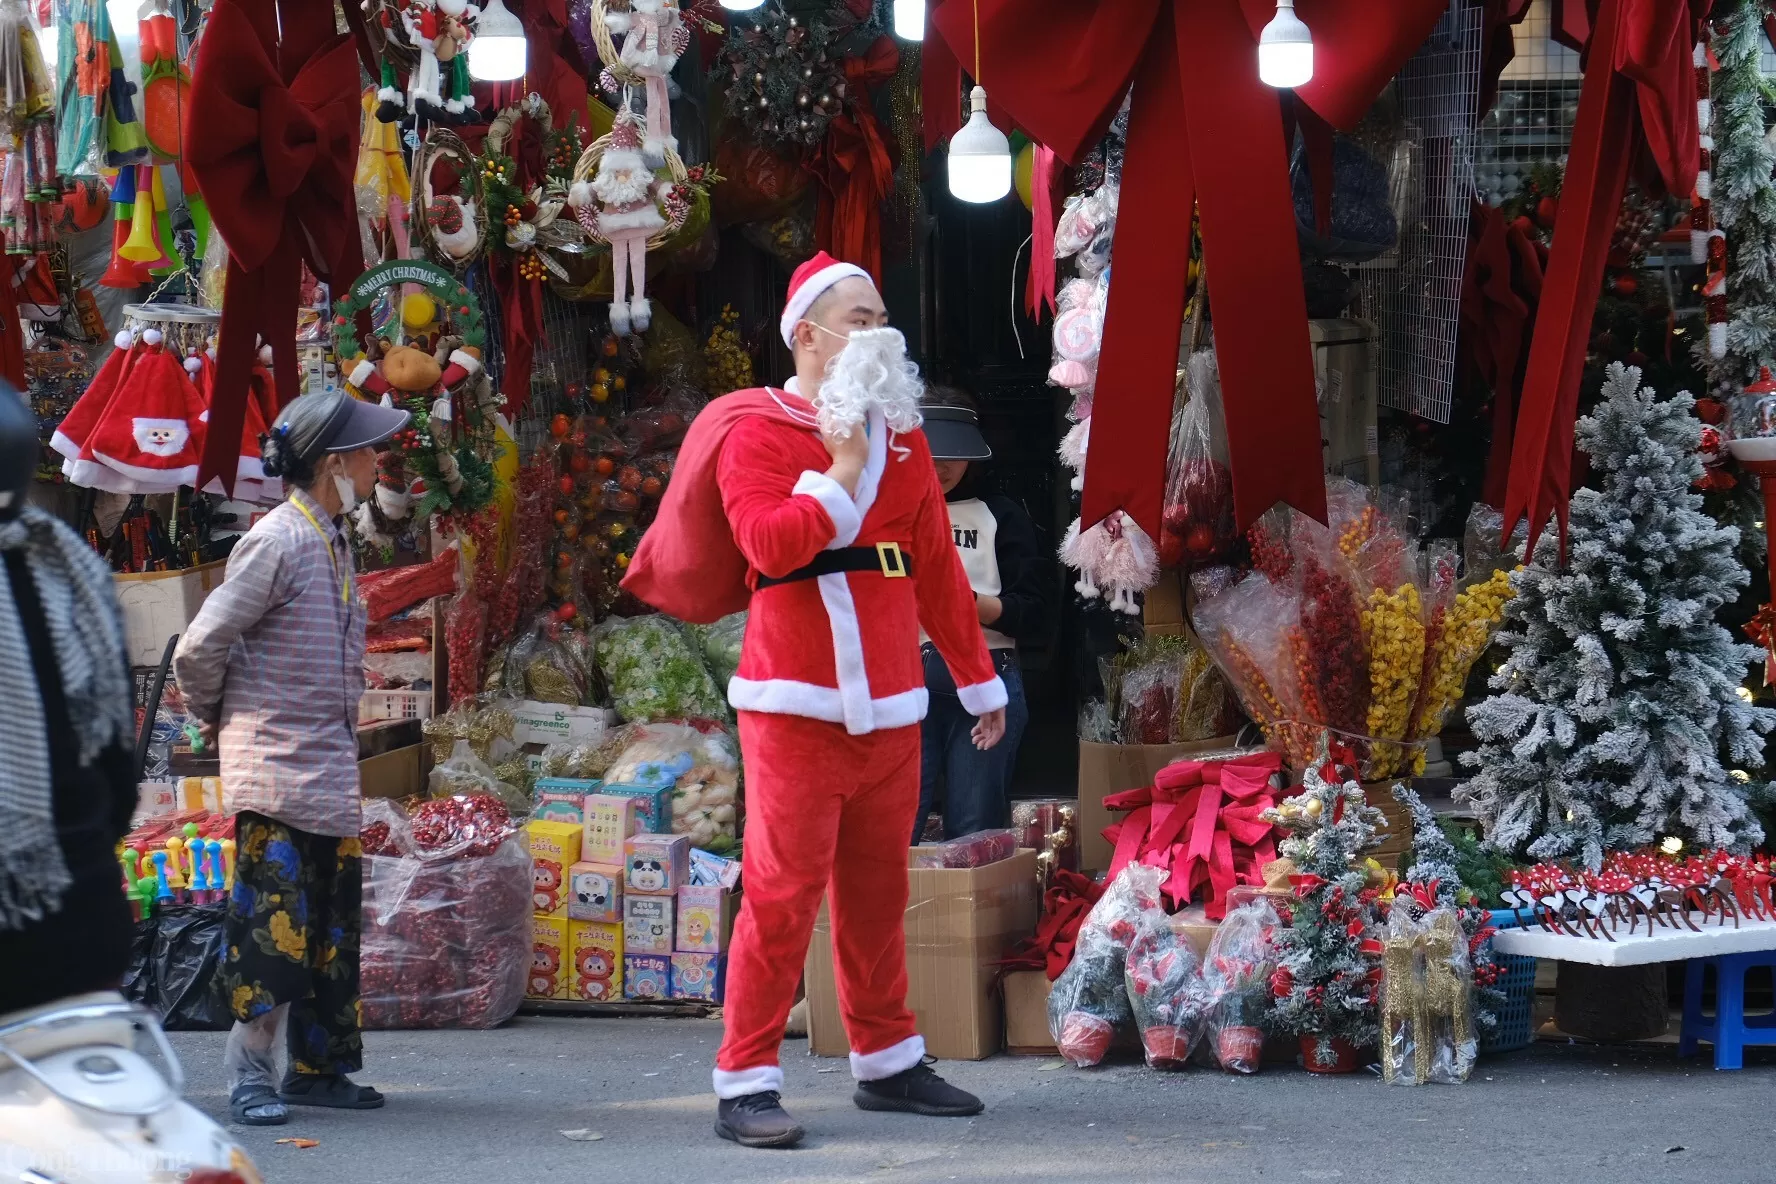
779;250;872;347
51;329;138;474
85;330;210;492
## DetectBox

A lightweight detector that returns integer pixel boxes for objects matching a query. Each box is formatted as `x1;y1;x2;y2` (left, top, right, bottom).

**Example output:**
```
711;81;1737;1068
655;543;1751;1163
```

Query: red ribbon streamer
1102;751;1282;921
1462;201;1544;507
998;868;1108;981
809;37;899;284
1024;143;1061;320
927;0;1445;538
186;0;364;495
1502;0;1704;556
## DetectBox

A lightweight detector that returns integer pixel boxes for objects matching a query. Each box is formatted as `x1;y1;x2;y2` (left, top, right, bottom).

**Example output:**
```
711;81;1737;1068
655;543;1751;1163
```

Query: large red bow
186;0;364;493
808;37;899;283
1503;0;1706;556
927;0;1446;538
1102;751;1282;920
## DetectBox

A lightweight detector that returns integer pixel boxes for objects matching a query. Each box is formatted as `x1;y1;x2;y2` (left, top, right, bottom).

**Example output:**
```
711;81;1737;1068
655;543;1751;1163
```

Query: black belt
755;542;912;589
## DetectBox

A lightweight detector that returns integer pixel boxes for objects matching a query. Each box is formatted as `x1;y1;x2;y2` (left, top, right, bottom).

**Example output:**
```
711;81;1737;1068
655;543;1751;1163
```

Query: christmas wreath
713;2;878;154
479;95;590;282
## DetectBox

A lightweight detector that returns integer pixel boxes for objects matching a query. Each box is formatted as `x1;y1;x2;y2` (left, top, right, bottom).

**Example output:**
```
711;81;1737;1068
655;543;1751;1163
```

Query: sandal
229;1085;289;1126
279;1073;386;1110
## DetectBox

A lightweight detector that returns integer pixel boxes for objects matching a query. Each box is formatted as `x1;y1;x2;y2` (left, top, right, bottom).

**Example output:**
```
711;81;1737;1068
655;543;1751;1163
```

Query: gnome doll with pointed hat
572;108;668;336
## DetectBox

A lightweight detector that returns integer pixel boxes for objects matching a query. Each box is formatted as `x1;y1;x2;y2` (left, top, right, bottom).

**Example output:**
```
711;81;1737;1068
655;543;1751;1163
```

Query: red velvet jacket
720;385;1006;734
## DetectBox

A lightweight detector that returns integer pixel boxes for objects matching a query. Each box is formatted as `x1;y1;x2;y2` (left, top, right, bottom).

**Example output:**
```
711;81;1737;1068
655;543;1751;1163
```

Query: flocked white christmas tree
1460;363;1776;867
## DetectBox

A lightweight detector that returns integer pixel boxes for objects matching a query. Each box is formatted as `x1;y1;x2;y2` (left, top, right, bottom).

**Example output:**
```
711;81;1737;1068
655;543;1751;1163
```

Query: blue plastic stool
1678;951;1776;1070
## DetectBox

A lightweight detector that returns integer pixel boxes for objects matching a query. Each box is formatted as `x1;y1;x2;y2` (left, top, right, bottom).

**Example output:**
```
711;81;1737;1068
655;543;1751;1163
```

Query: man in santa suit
622;253;1007;1148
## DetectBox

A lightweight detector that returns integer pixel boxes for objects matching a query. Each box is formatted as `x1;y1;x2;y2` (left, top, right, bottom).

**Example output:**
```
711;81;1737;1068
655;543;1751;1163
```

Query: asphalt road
169;1018;1776;1183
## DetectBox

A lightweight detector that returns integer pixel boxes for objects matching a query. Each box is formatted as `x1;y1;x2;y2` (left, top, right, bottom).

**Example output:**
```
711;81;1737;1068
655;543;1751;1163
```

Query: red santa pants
713;711;924;1098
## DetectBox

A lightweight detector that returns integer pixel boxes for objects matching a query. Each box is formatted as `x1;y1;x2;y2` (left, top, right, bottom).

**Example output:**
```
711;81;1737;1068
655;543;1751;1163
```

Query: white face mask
807;325;924;439
333;472;360;515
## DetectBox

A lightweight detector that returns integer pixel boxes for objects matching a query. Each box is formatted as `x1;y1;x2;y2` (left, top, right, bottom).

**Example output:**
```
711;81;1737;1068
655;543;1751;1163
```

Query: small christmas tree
1460;363;1776;867
1392;784;1504;1038
1263;764;1384;1063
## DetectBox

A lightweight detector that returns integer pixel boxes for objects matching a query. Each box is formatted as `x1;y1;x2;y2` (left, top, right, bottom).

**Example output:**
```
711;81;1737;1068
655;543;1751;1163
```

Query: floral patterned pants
221;811;364;1077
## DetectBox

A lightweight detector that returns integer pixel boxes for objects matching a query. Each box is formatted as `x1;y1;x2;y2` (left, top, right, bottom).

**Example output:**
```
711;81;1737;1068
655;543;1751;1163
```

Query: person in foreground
0;383;137;1018
173;390;408;1127
622;252;1008;1148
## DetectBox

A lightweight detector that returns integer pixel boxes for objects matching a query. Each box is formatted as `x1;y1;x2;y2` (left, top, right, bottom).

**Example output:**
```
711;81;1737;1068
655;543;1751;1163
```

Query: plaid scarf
0;506;134;930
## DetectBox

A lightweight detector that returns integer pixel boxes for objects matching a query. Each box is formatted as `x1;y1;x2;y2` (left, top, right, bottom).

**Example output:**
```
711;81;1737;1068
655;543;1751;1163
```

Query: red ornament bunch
1296;552;1370;735
410;793;515;858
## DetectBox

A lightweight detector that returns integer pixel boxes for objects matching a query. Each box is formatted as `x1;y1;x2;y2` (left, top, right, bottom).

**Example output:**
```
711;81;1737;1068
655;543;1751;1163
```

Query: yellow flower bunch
1364;583;1425;777
703;305;754;395
1407;567;1517;750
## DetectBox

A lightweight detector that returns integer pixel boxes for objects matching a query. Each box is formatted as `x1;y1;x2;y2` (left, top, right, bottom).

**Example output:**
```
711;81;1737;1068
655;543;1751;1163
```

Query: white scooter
0;992;262;1184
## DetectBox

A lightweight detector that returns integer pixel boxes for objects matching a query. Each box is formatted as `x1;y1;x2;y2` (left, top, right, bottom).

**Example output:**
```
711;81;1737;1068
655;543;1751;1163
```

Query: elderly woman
173;390;407;1127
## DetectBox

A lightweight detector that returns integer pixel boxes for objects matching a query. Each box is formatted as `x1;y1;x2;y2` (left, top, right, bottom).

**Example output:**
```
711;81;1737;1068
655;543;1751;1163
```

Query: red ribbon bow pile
186;0;366;494
808;36;899;284
1102;751;1283;921
999;867;1109;982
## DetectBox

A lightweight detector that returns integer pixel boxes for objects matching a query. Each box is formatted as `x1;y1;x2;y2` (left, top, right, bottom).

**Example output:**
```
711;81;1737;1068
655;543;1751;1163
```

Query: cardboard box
624;894;676;955
567;862;623;923
623;954;671;1000
528;915;571;1000
178;776;223;814
807;849;1040;1061
114;560;227;667
582;794;641;865
1142;570;1188;637
671;952;725;1001
568;920;622;1001
358;744;426;800
1002;970;1056;1053
625;833;689;896
527;821;583;915
676;884;736;953
508;700;618;747
1076;737;1242;872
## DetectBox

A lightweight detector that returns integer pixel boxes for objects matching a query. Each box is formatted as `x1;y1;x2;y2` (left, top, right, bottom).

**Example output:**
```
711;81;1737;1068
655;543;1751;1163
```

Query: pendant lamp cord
972;0;981;81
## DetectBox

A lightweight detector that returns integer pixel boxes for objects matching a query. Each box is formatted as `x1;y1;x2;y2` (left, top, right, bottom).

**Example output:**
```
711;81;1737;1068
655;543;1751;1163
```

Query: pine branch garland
1712;2;1776;389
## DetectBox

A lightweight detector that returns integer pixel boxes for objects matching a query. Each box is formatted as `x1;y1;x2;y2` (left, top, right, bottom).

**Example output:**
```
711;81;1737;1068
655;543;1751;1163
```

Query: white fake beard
593;157;653;206
815;326;924;439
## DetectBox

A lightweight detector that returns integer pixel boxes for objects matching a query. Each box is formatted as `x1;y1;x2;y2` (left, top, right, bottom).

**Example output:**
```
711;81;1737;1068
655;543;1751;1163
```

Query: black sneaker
854;1061;983;1117
715;1091;805;1148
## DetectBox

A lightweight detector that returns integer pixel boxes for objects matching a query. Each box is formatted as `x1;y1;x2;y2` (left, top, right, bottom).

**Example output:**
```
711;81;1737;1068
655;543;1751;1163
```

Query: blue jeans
915;645;1029;842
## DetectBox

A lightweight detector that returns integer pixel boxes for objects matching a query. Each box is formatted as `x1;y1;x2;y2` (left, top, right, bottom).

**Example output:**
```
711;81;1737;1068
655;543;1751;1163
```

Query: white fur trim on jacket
726;677;929;733
779;260;873;346
712;1064;783;1099
956;675;1009;716
851;1034;926;1082
792;470;862;547
597;204;667;234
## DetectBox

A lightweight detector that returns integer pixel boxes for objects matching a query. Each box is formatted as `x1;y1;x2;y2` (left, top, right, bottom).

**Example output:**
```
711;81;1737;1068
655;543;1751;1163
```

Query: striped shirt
171;487;365;837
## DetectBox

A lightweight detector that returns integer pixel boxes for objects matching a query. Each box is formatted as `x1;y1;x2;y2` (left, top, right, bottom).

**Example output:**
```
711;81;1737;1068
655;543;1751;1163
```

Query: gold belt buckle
876;541;907;578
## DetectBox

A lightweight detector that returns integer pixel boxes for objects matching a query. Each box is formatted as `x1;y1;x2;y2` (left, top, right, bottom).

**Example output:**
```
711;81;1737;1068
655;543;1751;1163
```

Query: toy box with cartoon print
527;915;571;1000
567;861;623;924
568;920;622;1002
533;778;603;826
676;884;736;953
625;833;689;896
671;953;725;1002
623;954;672;1000
582;793;641;865
527;820;581;915
623;894;675;955
600;783;675;836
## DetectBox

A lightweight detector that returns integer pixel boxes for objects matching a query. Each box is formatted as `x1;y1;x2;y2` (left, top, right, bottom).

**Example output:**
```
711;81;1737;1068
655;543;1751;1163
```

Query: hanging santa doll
607;0;685;164
569;108;668;336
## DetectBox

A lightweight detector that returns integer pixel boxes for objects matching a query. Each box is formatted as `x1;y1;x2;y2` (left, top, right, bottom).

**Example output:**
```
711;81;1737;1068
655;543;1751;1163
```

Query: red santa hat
88;332;210;491
779;250;873;347
51;329;138;464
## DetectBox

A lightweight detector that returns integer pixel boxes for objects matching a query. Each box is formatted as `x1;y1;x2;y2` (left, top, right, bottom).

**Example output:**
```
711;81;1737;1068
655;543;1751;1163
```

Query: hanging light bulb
468;0;527;81
892;0;924;40
720;0;766;10
948;85;1011;203
1257;0;1313;88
